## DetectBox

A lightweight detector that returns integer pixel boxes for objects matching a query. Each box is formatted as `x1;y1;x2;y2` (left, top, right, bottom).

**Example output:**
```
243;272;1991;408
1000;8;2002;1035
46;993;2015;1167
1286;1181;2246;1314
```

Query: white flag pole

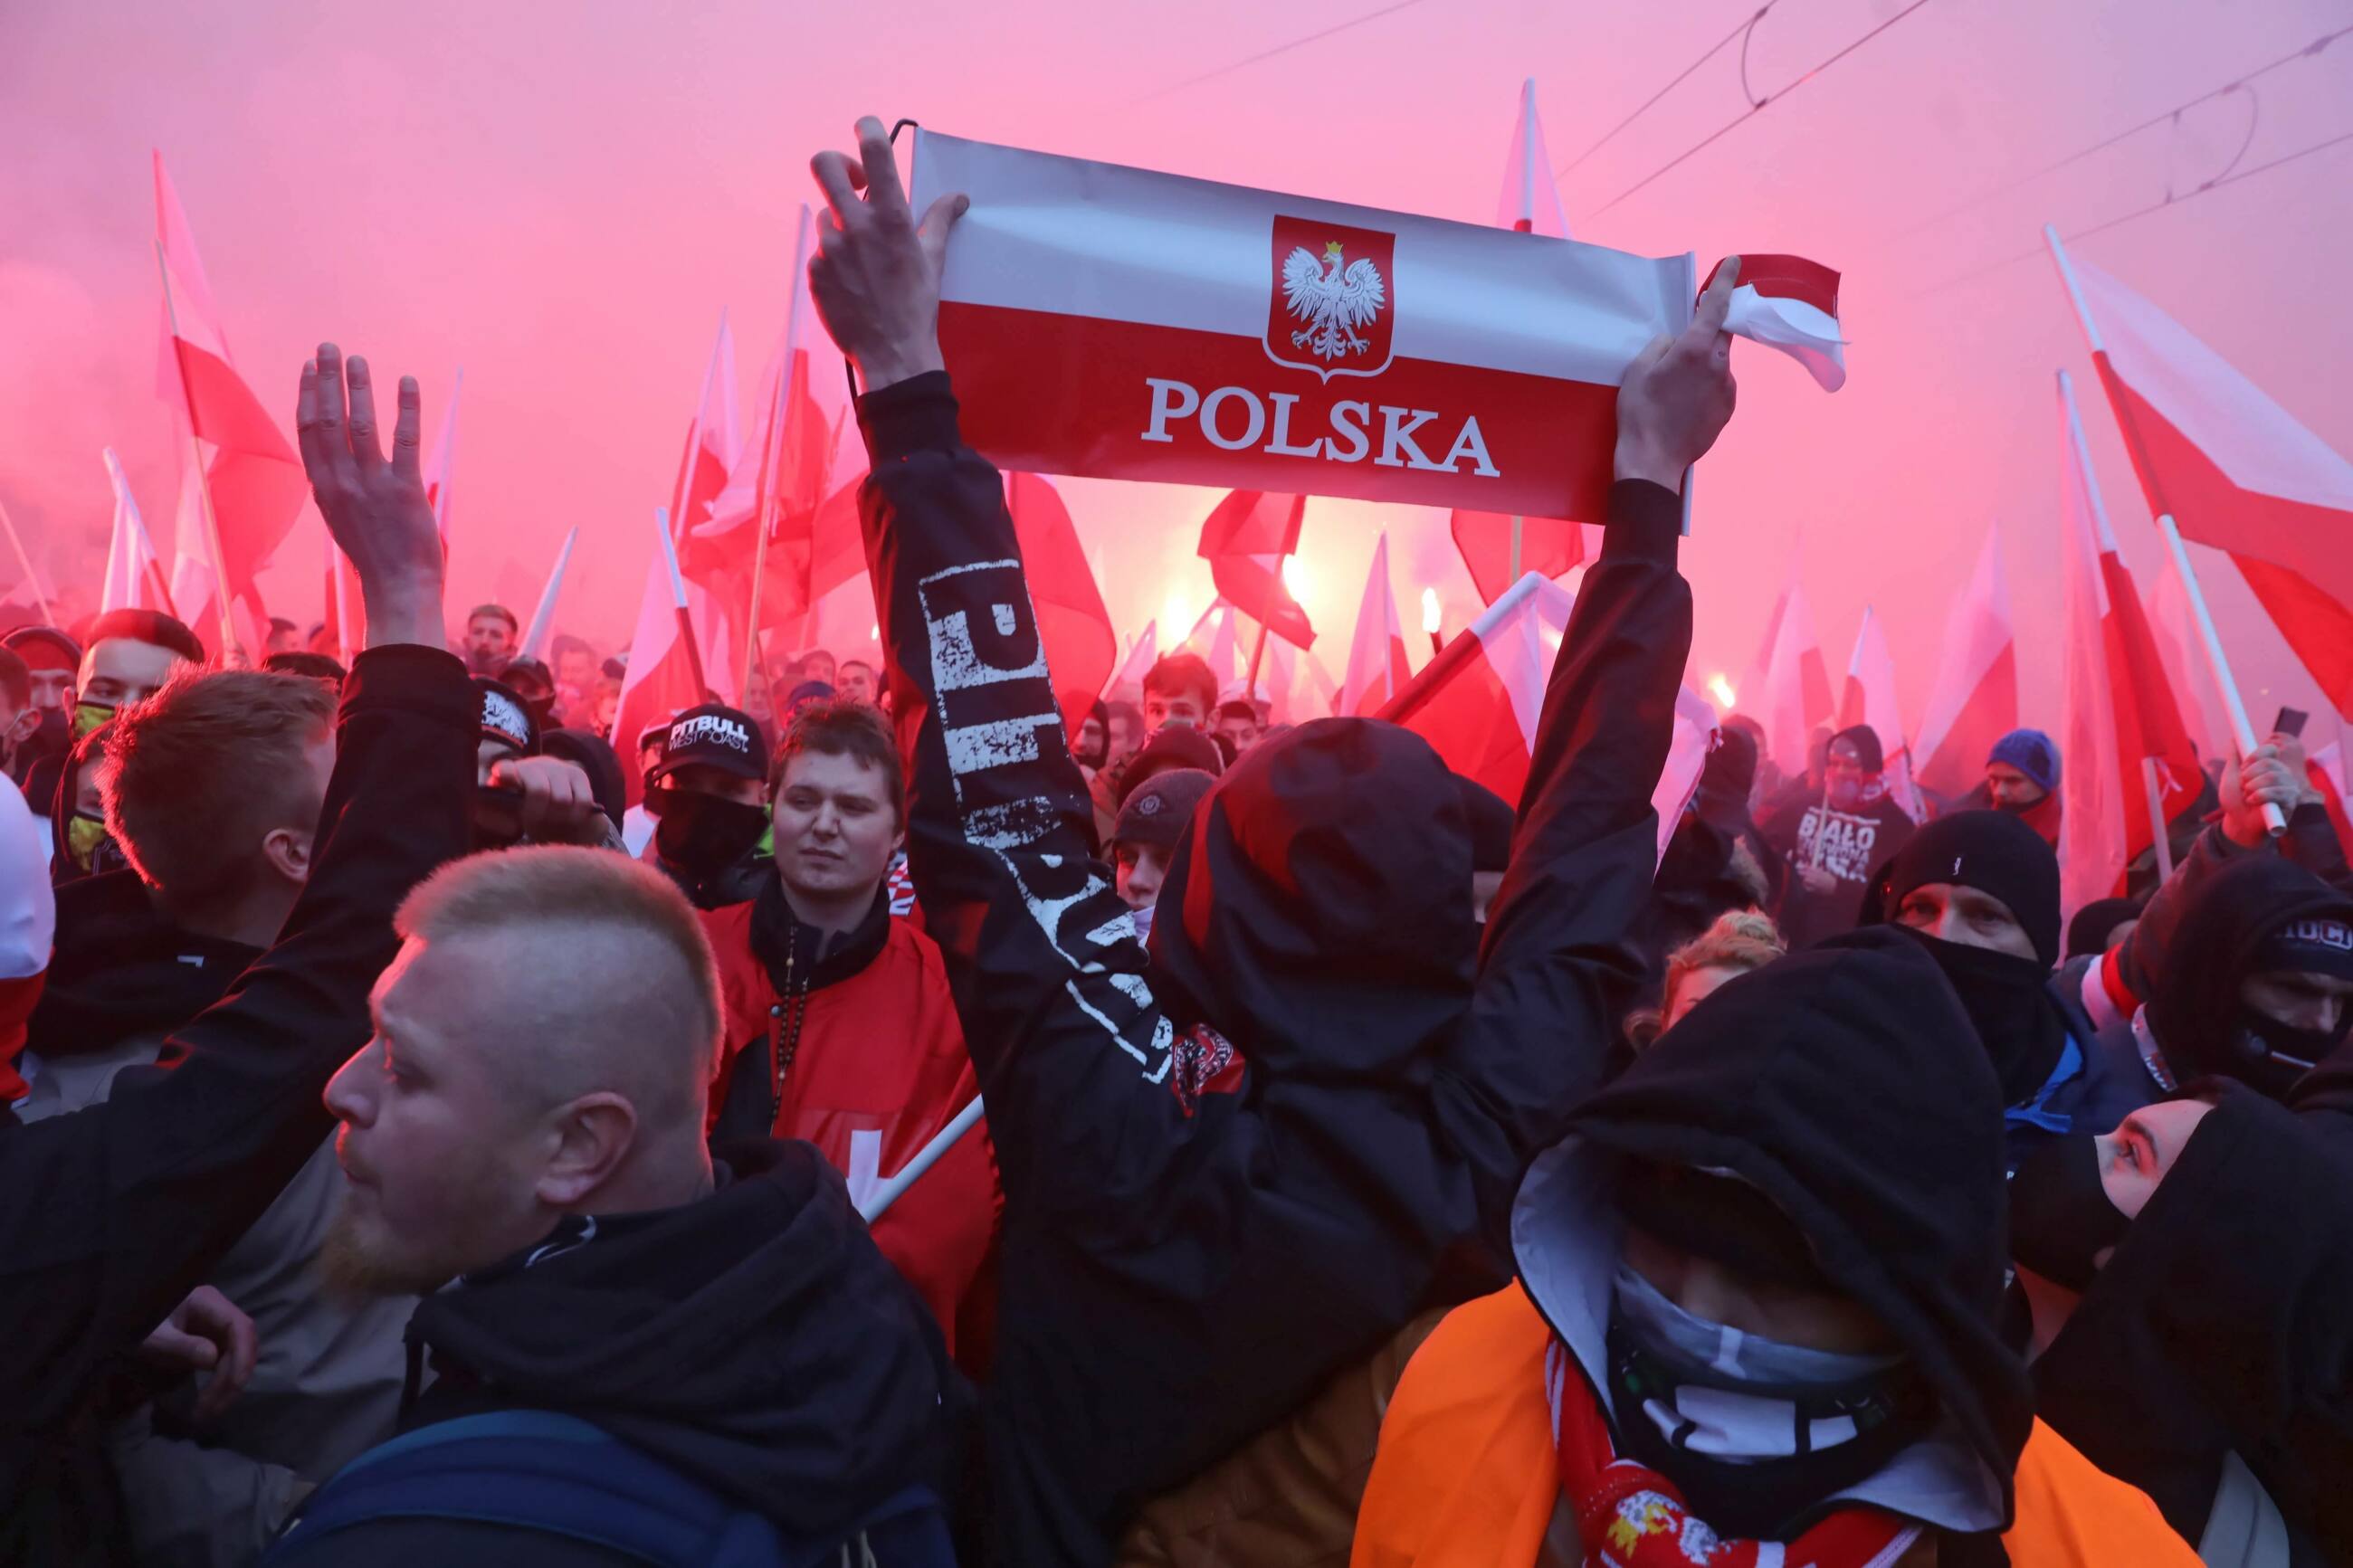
518;527;579;663
743;205;816;695
2141;757;2177;882
2043;223;2282;837
654;506;708;697
0;495;54;628
857;1096;986;1224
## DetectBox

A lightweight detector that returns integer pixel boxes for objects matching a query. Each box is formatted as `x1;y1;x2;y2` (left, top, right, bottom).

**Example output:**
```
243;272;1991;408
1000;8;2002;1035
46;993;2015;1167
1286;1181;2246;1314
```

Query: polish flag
1104;620;1157;698
1196;603;1243;693
612;514;710;804
1911;527;2017;802
1265;635;1340;724
154;154;307;654
1004;470;1118;734
1715;254;1847;393
1495;79;1572;239
2065;249;2353;717
423;368;462;546
1339;534;1414;717
1197;490;1314;650
2145;542;2228;761
1740;564;1833;776
1838;605;1920;818
99;450;170;616
2058;371;2203;911
913;130;1837;522
1377;571;1718;860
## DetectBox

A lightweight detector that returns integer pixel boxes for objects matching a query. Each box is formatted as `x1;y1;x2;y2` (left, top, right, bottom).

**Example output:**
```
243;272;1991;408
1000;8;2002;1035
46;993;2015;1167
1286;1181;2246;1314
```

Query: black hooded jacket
2031;1091;2353;1563
1515;928;2032;1545
21;870;257;1069
854;373;1690;1565
271;1142;961;1565
2145;855;2353;1098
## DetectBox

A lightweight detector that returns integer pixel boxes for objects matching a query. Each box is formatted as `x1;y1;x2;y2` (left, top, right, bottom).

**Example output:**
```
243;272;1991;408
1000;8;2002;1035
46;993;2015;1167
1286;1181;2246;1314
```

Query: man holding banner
806;114;1730;1565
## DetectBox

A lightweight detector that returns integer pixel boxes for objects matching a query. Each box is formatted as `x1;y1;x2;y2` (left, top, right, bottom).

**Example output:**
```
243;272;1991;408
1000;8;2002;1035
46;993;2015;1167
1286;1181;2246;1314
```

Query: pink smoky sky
3;0;2348;737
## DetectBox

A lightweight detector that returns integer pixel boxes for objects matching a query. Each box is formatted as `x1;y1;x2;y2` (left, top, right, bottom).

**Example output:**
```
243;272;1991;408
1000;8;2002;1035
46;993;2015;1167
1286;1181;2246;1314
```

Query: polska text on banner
911;130;1842;524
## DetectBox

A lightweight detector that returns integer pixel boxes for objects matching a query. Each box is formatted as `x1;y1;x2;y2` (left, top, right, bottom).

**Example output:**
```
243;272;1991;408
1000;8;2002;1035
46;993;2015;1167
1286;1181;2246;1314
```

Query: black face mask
653;792;769;876
1889;926;2064;1105
2008;1133;2127;1292
2227;1003;2345;1101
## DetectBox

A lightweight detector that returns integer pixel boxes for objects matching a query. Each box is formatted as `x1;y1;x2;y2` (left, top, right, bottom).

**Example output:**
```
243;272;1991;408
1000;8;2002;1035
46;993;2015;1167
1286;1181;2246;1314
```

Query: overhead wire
1577;0;1938;221
1556;6;1774;176
1136;0;1435;103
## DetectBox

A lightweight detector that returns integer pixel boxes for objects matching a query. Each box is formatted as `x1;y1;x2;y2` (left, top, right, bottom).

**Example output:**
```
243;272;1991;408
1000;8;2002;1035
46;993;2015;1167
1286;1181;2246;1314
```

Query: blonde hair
396;847;723;1105
1627;909;1788;1053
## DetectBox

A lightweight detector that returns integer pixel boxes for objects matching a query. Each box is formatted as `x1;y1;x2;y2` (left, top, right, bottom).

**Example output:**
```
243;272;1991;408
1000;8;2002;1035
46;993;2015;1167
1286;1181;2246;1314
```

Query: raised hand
484;755;608;846
807;116;967;393
1615;256;1741;490
2221;743;2303;848
296;344;444;650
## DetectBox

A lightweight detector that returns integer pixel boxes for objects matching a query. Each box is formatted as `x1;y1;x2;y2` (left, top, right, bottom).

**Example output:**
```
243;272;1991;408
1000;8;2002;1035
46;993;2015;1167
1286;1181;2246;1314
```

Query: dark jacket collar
748;875;891;996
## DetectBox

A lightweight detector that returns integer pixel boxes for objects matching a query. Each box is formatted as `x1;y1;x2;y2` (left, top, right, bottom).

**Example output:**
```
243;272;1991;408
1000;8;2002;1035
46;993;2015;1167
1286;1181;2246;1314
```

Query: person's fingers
918;191;967;272
295;360;331;478
312;343;350;459
146;1325;217;1368
811;151;862;225
855;117;906;213
1627;331;1672;380
192;1309;257;1421
345;356;384;469
390;375;423;482
1691;255;1740;342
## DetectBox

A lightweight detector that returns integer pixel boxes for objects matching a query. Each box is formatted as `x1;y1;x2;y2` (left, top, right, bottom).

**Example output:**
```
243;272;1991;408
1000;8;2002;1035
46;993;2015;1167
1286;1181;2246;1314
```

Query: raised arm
809;119;1191;1217
0;347;475;1461
1434;261;1739;1221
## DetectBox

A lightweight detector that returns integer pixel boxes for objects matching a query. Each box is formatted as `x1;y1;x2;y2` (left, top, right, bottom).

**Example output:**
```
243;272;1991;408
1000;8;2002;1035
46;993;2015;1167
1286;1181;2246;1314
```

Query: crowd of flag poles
9;90;2353;928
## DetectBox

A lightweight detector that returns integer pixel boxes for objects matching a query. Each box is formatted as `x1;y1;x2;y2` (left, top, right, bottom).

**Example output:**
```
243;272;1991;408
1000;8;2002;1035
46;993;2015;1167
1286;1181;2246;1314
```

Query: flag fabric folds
1838;606;1920;818
1004;471;1117;734
2072;252;2353;717
99;451;169;616
1740;565;1833;778
1495;79;1572;239
1911;527;2018;802
1448;509;1586;606
612;517;708;806
1196;490;1313;650
1717;254;1847;393
1338;535;1413;717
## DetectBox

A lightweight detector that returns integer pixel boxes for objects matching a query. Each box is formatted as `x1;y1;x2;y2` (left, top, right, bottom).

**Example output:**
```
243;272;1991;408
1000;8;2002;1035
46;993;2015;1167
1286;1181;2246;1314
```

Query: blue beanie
1986;728;2061;794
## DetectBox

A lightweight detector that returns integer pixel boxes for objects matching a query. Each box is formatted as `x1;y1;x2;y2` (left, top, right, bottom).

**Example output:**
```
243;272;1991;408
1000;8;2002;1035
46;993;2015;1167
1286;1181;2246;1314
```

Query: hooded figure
1760;723;1917;948
2023;1092;2353;1563
2141;857;2353;1100
1648;727;1781;974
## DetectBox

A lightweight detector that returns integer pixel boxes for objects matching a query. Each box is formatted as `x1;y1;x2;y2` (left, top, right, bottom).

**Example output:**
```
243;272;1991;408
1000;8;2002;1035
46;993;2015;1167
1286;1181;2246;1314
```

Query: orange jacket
1351;1284;2200;1568
701;899;1000;1354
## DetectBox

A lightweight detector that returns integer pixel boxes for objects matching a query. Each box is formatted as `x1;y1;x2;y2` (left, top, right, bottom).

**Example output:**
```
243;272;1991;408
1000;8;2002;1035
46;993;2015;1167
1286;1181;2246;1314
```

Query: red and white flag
1265;635;1340;724
1740;563;1833;776
912;130;1840;521
1378;571;1718;858
423;367;462;546
1105;619;1157;698
1339;534;1414;717
99;449;169;616
2066;248;2353;717
2145;539;2228;761
1196;489;1314;650
1496;78;1572;240
1004;470;1118;733
2058;371;2203;912
1911;526;2017;802
613;512;707;804
155;153;308;654
1838;605;1920;817
1717;255;1846;394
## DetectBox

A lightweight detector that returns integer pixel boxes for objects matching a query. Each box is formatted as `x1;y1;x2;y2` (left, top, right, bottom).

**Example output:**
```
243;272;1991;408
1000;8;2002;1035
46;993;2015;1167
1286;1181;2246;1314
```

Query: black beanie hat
2065;897;2143;962
1119;726;1224;806
1830;722;1884;775
1862;809;2062;967
1454;775;1515;873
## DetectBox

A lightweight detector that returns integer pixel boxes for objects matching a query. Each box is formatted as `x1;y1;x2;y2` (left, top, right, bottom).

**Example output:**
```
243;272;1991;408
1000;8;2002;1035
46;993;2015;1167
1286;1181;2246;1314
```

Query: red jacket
700;893;999;1354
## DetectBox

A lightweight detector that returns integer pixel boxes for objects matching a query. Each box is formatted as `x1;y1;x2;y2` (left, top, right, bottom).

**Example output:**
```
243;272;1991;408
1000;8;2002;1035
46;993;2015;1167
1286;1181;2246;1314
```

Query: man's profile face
80;638;186;711
773;749;901;903
465;614;514;661
322;937;550;1296
1075;715;1106;762
1985;761;2045;811
0;690;33;765
2240;968;2353;1038
1115;841;1168;911
25;664;73;714
1143;689;1205;733
1893;882;2039;963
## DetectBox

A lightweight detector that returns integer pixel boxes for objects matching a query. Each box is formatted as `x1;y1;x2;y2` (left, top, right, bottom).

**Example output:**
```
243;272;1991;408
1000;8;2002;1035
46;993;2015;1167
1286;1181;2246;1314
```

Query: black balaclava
1853;810;2065;1104
654;794;769;876
2147;857;2353;1100
2007;1133;2129;1292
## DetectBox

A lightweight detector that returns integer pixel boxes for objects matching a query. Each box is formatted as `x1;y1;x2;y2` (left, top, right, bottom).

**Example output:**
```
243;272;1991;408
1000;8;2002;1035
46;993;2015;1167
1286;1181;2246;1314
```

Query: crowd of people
3;115;2348;1568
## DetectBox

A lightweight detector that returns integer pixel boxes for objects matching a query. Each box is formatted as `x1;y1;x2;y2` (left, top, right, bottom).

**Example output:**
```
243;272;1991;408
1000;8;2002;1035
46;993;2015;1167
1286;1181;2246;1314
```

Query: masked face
1823;738;1872;811
650;787;770;876
1886;925;2064;1105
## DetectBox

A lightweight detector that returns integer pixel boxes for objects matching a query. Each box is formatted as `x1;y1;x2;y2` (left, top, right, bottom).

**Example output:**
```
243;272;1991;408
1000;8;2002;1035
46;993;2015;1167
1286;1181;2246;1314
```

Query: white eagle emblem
1281;240;1387;364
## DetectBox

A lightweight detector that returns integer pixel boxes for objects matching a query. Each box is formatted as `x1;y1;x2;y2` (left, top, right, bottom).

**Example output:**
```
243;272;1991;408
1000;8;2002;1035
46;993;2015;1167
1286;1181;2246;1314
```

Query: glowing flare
1421;586;1442;635
1281;555;1310;599
1163;592;1192;641
1708;673;1738;709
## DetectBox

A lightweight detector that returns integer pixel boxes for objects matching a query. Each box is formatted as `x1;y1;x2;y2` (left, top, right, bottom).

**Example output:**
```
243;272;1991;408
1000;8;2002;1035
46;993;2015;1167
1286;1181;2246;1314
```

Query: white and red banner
1740;561;1833;777
2070;252;2353;717
1911;526;2017;801
99;449;170;617
1196;489;1314;649
1838;605;1920;818
1339;534;1413;716
913;131;1833;522
1377;569;1718;860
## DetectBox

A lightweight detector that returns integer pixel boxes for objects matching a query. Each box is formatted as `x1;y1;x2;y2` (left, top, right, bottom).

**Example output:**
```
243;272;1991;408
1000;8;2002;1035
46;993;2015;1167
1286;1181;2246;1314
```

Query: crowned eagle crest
1281;240;1387;364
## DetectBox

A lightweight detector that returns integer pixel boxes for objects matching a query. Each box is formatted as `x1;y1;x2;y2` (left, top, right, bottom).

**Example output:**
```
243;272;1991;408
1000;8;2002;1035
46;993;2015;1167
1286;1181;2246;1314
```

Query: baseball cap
474;677;540;757
646;702;768;788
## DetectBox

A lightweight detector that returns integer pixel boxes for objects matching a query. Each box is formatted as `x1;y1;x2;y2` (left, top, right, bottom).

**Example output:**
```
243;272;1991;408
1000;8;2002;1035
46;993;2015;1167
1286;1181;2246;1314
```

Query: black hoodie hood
2146;855;2353;1098
24;869;260;1060
1149;717;1473;1082
405;1140;959;1536
1513;927;2031;1534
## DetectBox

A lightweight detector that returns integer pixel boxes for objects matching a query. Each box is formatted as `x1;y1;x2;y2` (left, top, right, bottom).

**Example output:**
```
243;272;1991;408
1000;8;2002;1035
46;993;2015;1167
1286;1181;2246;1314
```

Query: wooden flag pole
0;495;54;628
2043;223;2283;837
655;506;709;698
744;206;815;696
518;527;579;662
156;242;243;661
